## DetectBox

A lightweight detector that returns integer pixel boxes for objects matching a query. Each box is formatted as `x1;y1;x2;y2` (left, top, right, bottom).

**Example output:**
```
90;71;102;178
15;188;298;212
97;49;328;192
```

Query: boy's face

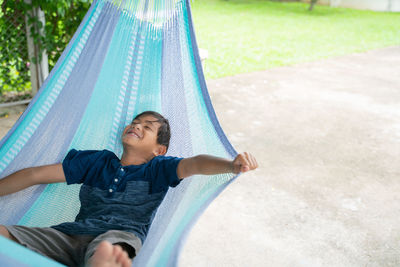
121;114;166;156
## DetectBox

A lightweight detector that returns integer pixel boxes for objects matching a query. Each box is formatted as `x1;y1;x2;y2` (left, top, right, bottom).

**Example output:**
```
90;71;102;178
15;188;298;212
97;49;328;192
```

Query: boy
0;111;258;267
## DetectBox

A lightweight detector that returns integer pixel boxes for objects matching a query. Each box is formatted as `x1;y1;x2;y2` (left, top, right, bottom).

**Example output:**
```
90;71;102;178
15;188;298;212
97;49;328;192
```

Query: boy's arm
0;164;66;197
177;152;258;179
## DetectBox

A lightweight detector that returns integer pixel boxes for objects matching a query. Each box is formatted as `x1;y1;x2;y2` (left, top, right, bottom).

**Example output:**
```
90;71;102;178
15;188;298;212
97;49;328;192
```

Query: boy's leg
87;241;131;267
2;225;93;266
84;230;141;264
0;225;18;242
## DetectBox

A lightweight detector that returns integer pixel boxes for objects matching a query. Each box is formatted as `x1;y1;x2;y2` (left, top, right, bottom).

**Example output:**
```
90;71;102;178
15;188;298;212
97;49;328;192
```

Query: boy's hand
232;152;258;174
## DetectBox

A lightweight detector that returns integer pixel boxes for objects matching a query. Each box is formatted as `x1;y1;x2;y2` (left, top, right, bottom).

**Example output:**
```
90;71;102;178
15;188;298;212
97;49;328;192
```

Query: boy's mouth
126;129;141;139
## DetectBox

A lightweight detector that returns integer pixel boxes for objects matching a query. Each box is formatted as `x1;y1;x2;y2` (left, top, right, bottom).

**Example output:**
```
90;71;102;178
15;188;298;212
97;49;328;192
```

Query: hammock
0;0;237;266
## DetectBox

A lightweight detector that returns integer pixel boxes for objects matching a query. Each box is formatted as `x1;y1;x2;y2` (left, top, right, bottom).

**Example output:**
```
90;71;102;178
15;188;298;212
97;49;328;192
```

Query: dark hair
133;111;171;151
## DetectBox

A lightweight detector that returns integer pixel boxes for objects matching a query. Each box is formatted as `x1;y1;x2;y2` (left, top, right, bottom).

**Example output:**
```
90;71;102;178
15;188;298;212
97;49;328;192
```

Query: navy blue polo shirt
51;149;183;242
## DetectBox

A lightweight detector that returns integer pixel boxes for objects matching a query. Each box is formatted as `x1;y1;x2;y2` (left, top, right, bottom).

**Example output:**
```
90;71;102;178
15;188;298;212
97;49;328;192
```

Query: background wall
332;0;400;11
300;0;400;11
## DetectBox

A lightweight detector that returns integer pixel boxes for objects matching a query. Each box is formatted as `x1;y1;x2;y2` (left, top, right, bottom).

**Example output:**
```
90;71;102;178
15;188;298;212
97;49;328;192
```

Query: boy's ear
154;145;167;156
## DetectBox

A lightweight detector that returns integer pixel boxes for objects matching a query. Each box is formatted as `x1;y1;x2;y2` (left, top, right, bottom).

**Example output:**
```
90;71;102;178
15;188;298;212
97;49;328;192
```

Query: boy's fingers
233;152;258;173
243;153;254;169
249;153;258;169
238;153;251;172
241;166;250;172
238;153;258;172
240;154;250;166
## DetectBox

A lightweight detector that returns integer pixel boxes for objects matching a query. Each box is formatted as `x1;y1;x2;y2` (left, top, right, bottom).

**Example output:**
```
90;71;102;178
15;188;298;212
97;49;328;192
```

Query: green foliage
0;0;30;94
26;0;92;66
0;0;92;96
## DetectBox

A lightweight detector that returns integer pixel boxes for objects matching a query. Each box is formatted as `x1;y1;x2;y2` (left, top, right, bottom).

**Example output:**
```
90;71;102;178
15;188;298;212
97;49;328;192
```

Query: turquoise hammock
0;0;238;266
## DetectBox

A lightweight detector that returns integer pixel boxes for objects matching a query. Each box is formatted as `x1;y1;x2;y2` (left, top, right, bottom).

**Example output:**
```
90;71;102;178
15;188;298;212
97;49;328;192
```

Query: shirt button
109;189;113;193
120;168;124;172
114;178;118;183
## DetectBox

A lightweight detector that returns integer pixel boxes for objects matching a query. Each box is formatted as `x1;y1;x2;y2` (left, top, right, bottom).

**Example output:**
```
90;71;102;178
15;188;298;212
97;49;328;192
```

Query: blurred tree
309;0;318;11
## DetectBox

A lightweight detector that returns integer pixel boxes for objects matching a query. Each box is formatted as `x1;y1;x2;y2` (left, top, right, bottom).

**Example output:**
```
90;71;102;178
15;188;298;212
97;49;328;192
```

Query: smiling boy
0;111;258;267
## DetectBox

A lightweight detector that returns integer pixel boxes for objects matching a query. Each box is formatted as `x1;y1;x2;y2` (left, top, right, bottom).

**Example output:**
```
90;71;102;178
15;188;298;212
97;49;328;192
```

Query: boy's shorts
5;225;142;267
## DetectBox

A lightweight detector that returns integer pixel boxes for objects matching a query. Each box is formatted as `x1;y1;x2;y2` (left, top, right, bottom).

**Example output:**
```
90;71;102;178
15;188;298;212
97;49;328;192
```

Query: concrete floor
180;47;400;267
1;47;399;266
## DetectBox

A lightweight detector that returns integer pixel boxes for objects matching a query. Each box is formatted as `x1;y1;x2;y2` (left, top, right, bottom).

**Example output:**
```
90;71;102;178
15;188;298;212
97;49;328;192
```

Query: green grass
191;0;400;79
